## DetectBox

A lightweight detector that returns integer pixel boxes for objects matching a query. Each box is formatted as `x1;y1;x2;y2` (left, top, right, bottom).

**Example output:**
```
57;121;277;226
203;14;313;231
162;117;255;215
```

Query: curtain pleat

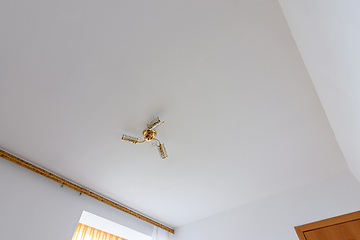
72;223;127;240
151;226;174;240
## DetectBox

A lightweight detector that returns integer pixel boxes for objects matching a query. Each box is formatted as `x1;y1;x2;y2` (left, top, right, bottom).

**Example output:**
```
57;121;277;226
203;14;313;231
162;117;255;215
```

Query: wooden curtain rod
0;148;174;234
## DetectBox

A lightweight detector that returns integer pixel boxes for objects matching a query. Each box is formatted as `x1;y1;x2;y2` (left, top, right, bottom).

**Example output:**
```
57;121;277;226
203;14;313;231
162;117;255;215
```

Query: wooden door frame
295;211;360;240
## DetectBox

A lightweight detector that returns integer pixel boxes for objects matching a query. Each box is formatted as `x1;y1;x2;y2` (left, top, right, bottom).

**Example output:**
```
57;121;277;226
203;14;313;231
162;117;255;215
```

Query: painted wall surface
2;157;360;240
0;157;153;240
175;171;360;240
278;0;360;182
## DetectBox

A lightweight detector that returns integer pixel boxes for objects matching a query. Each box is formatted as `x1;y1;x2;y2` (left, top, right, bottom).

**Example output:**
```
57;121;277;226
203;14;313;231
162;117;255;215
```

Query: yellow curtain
72;223;127;240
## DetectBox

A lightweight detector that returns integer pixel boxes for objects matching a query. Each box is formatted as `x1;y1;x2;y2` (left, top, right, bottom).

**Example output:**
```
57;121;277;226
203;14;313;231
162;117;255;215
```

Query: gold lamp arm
152;138;161;146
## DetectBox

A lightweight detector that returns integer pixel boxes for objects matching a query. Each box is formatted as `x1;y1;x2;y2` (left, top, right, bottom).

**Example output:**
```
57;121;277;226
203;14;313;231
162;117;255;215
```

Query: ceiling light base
143;129;157;141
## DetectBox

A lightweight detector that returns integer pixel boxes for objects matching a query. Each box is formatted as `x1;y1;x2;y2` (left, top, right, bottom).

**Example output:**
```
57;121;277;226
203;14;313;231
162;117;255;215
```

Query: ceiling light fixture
121;117;168;159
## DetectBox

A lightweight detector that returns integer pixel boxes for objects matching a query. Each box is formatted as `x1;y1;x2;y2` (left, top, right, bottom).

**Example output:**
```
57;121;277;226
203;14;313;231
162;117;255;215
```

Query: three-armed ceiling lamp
121;117;168;159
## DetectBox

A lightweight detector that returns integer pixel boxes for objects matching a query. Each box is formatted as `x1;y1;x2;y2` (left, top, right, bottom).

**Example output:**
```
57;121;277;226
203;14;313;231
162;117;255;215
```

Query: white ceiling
0;0;350;227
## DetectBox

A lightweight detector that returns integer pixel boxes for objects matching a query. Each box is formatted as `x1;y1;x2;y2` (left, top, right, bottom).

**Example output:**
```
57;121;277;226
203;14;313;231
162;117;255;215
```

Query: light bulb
158;143;168;159
121;134;139;144
147;117;164;130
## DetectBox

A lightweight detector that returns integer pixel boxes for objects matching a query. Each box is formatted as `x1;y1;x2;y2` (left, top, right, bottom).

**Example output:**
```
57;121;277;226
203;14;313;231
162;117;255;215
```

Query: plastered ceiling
0;0;349;227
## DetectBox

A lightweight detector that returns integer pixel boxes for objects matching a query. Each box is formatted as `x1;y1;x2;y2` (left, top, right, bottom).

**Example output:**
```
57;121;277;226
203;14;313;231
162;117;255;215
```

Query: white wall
2;154;360;240
278;0;360;182
0;157;153;240
175;170;360;240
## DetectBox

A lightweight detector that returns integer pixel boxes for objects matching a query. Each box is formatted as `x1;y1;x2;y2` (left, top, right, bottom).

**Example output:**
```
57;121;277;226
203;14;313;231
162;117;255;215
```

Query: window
73;223;127;240
72;211;151;240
